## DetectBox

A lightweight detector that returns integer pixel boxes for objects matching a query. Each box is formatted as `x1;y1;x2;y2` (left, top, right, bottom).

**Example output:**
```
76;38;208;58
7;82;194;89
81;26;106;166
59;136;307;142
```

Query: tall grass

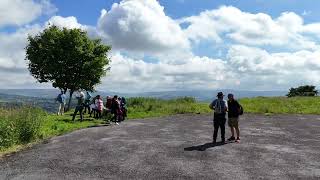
0;107;45;149
127;97;211;119
239;96;320;114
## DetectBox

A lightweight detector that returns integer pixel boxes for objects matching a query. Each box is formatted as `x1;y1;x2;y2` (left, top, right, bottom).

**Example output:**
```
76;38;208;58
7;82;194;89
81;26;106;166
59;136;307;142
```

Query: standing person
209;92;228;144
120;97;127;121
84;91;92;114
95;95;104;119
227;94;241;143
56;90;66;115
72;90;85;122
111;95;120;125
89;95;98;118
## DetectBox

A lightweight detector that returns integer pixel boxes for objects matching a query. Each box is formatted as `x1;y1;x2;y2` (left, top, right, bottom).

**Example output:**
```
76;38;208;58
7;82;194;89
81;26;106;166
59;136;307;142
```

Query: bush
0;107;46;149
287;85;318;97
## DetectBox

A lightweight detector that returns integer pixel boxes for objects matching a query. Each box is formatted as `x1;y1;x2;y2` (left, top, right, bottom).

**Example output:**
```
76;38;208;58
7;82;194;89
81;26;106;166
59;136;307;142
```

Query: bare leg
235;126;240;138
231;127;235;137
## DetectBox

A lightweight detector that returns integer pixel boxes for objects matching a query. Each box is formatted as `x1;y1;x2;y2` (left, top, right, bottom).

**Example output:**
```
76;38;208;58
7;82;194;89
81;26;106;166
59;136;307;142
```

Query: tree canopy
25;25;111;109
287;85;318;97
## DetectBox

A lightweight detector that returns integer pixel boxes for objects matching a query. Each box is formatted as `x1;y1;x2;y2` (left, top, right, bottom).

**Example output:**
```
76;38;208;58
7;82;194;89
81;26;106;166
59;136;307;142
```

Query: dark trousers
84;104;90;114
213;113;226;142
96;110;102;119
111;111;118;122
72;105;84;121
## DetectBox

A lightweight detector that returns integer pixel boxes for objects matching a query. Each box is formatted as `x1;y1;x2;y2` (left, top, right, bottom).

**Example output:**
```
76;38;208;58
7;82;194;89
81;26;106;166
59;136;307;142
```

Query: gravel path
1;113;320;180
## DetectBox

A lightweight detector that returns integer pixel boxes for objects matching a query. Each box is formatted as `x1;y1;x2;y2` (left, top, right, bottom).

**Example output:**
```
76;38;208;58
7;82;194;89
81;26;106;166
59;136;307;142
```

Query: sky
1;0;320;92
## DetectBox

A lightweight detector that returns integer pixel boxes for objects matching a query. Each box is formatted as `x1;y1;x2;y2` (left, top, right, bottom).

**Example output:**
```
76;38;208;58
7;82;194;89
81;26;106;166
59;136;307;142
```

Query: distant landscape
0;89;287;112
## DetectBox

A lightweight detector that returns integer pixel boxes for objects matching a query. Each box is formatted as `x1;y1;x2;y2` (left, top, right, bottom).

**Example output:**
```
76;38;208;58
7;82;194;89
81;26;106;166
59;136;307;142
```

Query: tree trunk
66;90;74;111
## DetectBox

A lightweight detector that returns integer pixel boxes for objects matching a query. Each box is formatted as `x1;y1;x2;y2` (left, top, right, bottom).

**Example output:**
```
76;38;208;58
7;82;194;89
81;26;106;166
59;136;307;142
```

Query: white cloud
227;45;320;89
47;16;83;29
181;6;319;50
2;2;320;92
0;0;57;28
97;0;190;54
100;53;235;92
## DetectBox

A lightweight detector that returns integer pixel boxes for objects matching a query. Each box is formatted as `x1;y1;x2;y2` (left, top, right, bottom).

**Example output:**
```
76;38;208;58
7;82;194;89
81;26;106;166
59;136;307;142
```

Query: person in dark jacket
111;95;121;125
227;94;241;142
209;92;228;144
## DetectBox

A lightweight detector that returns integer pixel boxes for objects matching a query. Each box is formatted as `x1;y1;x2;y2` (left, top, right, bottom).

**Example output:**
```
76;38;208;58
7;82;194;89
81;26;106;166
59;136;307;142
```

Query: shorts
228;117;239;127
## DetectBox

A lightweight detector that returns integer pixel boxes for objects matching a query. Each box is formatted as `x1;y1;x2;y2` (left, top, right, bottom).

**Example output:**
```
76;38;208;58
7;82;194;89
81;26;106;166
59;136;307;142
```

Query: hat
227;93;234;98
217;92;224;97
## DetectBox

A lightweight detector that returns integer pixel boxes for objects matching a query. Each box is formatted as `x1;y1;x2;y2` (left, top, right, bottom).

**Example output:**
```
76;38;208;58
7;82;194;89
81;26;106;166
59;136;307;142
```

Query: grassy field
239;96;320;114
127;97;211;119
1;96;320;155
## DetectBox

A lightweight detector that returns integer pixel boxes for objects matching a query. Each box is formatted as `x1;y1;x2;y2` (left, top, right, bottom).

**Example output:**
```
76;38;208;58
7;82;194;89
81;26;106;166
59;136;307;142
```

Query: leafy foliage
0;107;45;149
25;25;111;109
286;85;318;97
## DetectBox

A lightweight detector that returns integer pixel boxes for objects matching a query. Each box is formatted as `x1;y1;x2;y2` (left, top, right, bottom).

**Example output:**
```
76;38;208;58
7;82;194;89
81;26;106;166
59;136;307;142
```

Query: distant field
127;97;211;119
239;96;320;114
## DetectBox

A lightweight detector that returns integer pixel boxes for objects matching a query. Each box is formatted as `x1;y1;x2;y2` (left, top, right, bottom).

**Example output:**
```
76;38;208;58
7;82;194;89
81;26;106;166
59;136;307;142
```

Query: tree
25;25;111;110
286;85;318;97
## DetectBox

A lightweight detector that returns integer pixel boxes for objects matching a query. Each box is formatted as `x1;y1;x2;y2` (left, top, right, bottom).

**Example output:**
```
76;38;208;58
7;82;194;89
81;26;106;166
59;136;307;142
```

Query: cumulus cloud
181;6;320;50
100;53;235;92
227;45;320;89
97;0;190;54
2;1;320;92
0;0;57;28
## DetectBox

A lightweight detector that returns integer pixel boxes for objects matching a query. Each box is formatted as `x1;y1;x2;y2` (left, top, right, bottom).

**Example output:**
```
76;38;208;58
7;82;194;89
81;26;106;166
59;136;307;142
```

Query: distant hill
130;90;287;102
0;89;286;100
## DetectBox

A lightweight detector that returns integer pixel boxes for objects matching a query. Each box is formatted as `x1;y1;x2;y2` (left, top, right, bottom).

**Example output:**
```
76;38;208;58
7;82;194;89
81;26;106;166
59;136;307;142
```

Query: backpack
57;94;63;103
239;104;244;115
214;100;224;114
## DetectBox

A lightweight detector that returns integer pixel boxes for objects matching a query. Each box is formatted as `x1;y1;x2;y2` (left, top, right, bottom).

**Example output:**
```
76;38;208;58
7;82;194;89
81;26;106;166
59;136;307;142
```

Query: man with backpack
227;93;242;143
56;90;66;116
209;92;228;144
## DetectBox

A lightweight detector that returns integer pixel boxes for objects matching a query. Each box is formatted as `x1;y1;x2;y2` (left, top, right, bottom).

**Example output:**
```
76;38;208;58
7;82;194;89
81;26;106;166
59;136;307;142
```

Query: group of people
209;92;243;144
56;89;243;143
56;90;127;124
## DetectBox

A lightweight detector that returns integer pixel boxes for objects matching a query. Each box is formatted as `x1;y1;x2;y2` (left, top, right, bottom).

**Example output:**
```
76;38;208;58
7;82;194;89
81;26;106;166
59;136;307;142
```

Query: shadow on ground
184;141;233;151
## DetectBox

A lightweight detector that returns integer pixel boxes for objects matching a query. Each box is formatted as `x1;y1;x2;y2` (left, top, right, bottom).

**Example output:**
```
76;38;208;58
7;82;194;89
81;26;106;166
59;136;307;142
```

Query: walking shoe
116;122;120;125
227;136;235;141
235;137;240;143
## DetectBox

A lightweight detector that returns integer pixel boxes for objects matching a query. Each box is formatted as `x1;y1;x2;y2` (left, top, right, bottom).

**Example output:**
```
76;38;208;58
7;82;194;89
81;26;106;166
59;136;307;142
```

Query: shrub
0;107;46;149
287;85;318;97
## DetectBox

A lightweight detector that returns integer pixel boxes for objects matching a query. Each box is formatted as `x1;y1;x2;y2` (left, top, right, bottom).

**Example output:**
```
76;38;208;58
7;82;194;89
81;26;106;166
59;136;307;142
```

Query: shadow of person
184;141;229;151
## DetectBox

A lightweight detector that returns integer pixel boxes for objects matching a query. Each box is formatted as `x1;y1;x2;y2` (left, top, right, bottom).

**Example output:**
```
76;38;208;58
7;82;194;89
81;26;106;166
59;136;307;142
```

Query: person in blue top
209;92;228;144
56;90;66;116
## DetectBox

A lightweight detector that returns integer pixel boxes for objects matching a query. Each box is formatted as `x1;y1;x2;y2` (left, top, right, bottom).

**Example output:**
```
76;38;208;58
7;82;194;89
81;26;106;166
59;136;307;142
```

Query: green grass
239;96;320;114
0;108;105;154
127;97;211;119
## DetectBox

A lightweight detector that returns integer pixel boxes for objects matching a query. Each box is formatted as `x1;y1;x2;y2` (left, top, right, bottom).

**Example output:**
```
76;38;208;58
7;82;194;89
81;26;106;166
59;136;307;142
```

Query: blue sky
1;0;320;92
50;0;320;25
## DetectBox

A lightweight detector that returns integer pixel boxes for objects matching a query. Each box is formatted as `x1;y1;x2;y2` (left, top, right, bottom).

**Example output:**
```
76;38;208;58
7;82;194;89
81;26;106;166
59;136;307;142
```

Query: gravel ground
1;113;320;180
